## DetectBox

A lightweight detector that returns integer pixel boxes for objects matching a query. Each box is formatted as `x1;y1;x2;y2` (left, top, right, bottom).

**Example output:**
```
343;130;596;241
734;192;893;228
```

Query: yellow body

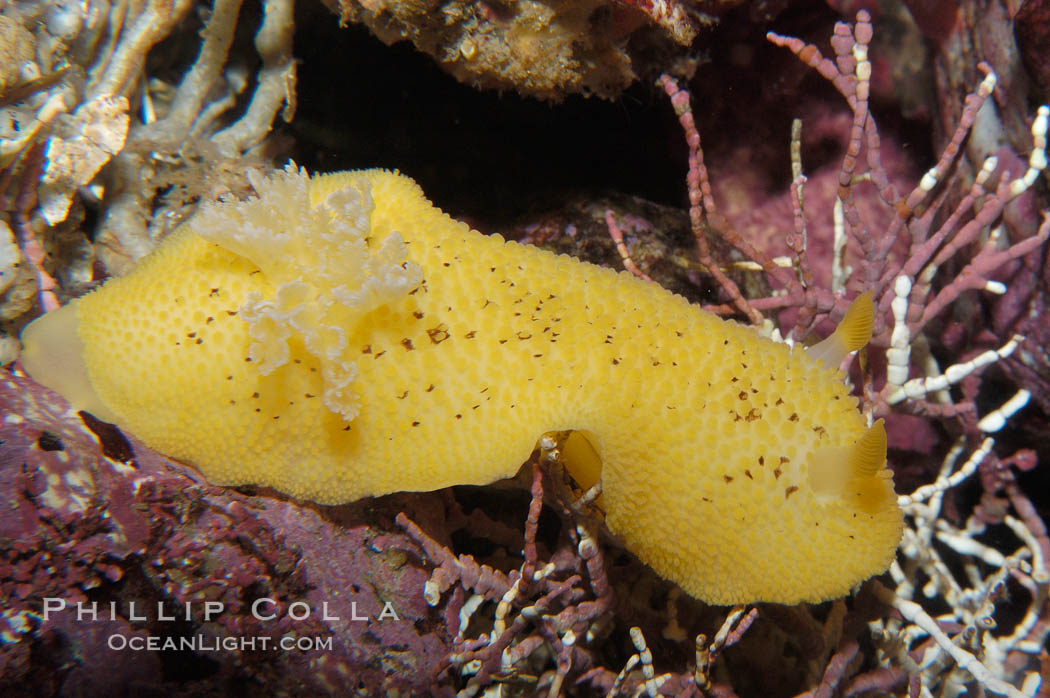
20;167;902;604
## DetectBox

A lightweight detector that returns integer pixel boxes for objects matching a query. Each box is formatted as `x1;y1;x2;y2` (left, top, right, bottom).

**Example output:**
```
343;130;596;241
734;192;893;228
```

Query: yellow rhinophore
19;165;903;605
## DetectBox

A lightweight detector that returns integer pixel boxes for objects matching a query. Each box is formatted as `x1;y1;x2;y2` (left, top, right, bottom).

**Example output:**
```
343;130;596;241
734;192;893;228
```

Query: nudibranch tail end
18;300;118;424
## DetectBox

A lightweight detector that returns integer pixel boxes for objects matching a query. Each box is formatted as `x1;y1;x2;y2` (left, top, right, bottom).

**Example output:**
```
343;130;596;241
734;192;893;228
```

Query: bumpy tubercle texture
19;165;903;605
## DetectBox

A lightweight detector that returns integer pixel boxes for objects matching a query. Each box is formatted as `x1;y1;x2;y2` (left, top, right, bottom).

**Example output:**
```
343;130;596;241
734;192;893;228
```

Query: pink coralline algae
0;369;453;696
638;10;1049;450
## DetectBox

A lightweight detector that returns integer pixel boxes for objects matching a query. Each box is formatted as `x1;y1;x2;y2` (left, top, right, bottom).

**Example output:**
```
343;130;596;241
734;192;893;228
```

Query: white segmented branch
919;168;938;192
874;585;1028;698
888;335;1023;404
934;527;1009;568
899;438;994;507
459;593;485;637
978;156;999;186
533;561;556;582
832;197;849;293
981;71;999;94
1022;675;1043;696
1003;515;1049;584
886;275;913;389
1009;105;1049;196
492;577;521;638
605;654;639;698
629;626;661;697
978;389;1032;433
711;605;750;651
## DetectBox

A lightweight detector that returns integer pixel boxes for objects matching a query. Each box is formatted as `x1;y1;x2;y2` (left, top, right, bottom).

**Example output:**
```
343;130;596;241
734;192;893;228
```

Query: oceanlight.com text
107;633;334;652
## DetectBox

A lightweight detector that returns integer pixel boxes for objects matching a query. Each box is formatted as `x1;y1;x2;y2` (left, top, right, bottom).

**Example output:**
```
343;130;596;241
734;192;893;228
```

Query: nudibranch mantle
20;165;903;605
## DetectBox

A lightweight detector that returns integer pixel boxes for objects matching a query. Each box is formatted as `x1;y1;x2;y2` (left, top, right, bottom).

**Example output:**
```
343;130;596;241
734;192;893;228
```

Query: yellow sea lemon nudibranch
19;164;903;605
